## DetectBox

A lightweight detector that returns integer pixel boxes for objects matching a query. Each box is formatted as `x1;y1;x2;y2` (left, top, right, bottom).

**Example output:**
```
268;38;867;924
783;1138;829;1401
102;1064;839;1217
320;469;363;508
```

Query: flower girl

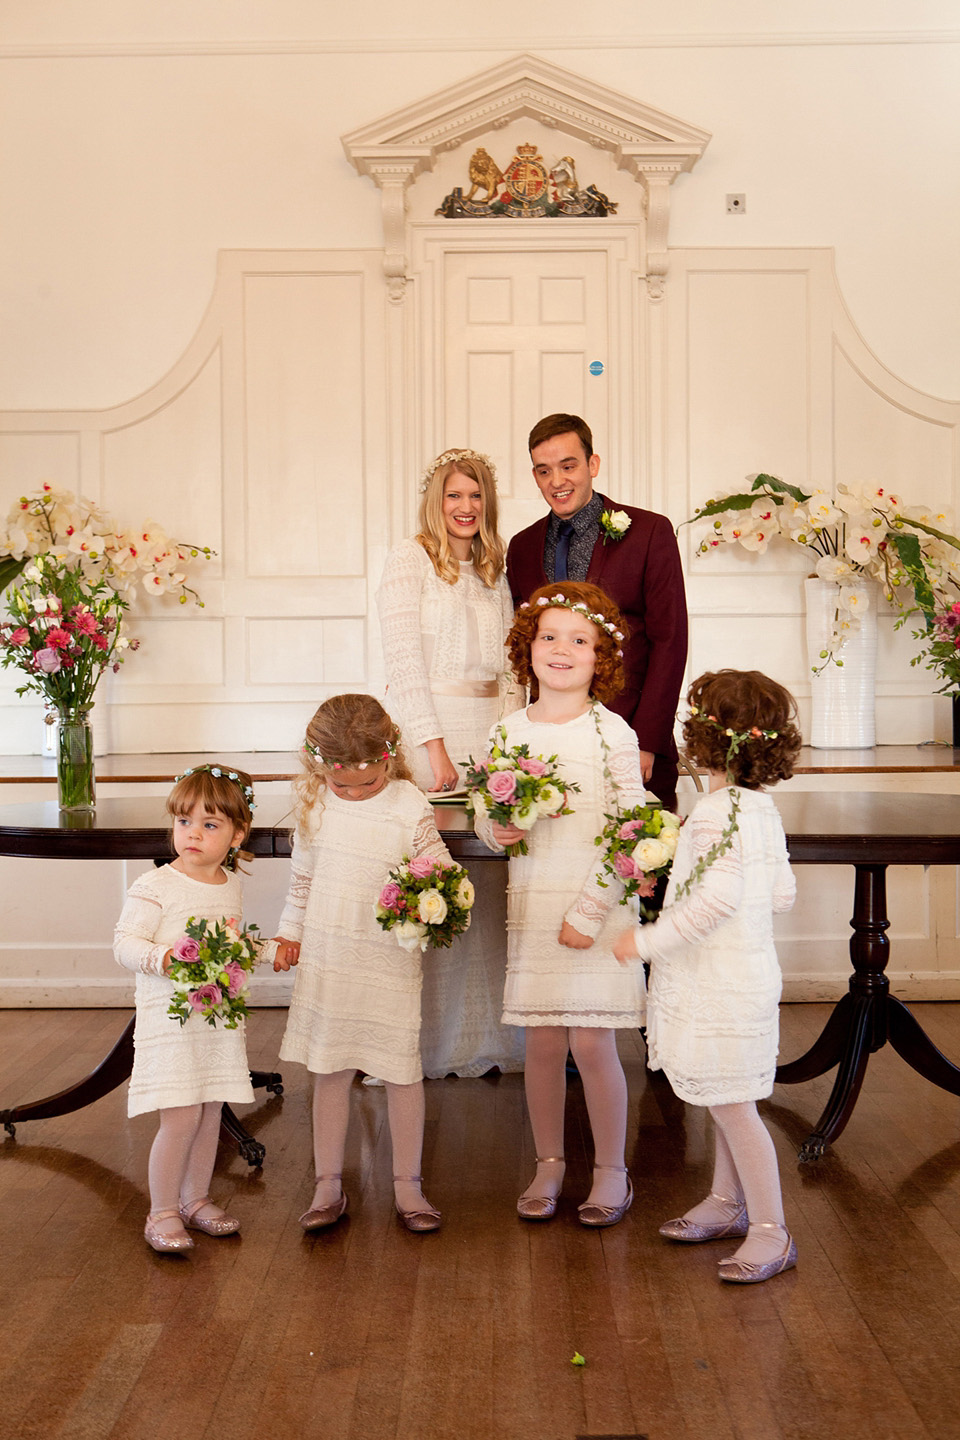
614;669;801;1283
476;582;649;1226
274;693;454;1232
114;764;259;1253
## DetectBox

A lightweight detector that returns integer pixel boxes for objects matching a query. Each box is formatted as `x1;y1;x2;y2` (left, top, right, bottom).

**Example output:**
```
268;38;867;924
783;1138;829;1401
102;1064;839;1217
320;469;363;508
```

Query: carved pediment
342;54;711;300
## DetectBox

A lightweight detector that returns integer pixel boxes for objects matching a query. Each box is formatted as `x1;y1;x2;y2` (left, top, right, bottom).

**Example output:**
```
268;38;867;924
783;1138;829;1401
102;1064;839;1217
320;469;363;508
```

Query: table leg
797;993;875;1162
888;998;960;1095
1;1015;135;1138
775;992;852;1084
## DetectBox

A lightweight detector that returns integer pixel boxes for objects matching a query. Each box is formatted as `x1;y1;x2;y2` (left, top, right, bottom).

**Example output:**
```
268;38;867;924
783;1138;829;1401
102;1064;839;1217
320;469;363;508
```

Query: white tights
147;1101;226;1234
682;1101;787;1263
520;1026;629;1208
309;1069;434;1215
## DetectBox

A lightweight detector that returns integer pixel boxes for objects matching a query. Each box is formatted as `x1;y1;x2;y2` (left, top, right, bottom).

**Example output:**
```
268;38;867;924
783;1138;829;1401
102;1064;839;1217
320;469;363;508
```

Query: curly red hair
507;582;628;704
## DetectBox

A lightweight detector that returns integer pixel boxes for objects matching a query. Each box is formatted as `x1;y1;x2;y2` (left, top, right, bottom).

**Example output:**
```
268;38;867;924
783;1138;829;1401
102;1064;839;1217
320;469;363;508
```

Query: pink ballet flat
144;1209;194;1254
517;1156;565;1221
180;1197;241;1237
718;1223;798;1284
394;1175;441;1233
659;1194;749;1243
300;1174;349;1232
578;1165;634;1229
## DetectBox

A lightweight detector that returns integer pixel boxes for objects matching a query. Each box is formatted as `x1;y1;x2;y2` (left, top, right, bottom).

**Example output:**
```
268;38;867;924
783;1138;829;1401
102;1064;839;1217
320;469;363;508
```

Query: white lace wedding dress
477;704;649;1029
635;786;796;1105
376;538;525;1077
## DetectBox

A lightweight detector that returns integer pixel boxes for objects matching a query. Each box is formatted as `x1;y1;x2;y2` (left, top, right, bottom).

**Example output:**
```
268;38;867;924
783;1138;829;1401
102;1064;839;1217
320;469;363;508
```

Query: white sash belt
429;680;498;699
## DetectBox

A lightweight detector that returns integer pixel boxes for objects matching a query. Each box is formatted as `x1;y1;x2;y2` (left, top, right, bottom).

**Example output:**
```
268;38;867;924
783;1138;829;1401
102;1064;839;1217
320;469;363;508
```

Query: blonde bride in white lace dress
375;449;524;1078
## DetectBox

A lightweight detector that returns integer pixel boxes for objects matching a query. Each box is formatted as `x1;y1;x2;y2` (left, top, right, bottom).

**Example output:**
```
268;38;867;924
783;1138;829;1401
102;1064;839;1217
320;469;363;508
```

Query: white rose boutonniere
600;509;631;544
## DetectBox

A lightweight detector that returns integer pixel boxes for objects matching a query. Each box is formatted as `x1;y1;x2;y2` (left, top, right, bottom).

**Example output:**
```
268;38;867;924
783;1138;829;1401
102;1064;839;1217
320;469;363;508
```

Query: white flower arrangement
599;508;631;543
686;473;960;671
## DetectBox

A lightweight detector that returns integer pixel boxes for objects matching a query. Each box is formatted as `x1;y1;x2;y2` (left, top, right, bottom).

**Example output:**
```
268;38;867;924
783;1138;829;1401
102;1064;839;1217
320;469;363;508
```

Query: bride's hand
424;738;459;793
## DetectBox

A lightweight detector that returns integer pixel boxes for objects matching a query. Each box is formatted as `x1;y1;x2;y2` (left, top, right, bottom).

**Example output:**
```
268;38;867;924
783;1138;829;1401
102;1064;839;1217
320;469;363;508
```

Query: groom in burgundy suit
506;413;688;809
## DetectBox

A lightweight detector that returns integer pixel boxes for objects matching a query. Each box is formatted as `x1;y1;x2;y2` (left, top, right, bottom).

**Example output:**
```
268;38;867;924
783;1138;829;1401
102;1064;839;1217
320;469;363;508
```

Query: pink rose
34;647;61;673
407;856;436;879
518;757;547;777
613;851;640;880
487;769;518;804
618;819;643;841
379;881;403;911
223;961;247;998
9;627;28;645
188;983;222;1011
172;936;200;964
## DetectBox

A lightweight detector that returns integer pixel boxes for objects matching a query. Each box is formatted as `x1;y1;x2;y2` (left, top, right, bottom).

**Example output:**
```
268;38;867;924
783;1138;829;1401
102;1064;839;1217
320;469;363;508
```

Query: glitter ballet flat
577;1165;634;1229
717;1223;797;1284
180;1197;241;1237
517;1156;565;1221
394;1175;441;1232
144;1208;194;1254
300;1174;349;1231
659;1194;749;1243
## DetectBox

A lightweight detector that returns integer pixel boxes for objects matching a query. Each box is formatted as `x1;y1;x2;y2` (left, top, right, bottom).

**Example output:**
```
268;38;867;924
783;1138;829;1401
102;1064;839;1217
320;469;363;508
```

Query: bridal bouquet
464;726;579;857
167;916;261;1028
595;804;681;914
375;856;475;952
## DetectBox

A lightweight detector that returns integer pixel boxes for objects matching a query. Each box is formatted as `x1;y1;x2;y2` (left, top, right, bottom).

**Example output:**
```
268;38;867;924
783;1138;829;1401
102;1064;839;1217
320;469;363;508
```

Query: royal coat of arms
436;143;618;218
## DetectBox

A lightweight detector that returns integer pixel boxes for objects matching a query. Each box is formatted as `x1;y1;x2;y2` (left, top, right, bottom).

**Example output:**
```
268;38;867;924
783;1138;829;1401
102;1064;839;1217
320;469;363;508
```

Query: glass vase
57;712;96;811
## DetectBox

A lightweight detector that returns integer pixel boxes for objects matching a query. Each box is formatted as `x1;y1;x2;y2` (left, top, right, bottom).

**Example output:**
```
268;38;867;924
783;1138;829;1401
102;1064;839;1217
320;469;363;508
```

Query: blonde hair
416;456;505;588
165;765;255;871
293;694;412;836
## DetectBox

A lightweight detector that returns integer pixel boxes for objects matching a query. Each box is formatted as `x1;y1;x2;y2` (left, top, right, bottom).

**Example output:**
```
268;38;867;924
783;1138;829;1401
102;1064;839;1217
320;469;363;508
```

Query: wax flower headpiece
419;448;497;494
688;705;779;778
174;763;257;812
304;736;398;771
522;592;625;654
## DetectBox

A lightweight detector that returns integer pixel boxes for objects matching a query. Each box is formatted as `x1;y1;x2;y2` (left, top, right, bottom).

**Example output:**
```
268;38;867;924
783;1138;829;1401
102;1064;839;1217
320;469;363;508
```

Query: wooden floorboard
4;1004;960;1439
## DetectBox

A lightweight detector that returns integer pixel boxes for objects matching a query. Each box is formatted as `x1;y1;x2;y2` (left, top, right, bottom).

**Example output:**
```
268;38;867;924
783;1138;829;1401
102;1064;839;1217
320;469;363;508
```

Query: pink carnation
223;961;247;998
407;856;437;879
71;608;98;635
517;756;547;777
172;936;200;964
635;875;658;899
188;983;222;1011
45;627;72;650
487;769;517;804
379;881;403;911
613;851;640;880
618;819;643;841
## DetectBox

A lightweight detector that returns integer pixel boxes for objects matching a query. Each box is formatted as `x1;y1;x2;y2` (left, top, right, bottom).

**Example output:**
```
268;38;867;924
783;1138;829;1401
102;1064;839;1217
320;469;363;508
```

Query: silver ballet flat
517;1156;565;1221
659;1194;749;1243
717;1222;797;1284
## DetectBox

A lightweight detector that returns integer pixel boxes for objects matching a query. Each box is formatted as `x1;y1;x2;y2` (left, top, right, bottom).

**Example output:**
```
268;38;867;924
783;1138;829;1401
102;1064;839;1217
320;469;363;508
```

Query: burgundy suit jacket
506;498;688;777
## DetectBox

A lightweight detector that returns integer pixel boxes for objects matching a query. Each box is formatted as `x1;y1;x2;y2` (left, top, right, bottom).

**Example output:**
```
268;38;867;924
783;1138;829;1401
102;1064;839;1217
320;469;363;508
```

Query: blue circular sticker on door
588;360;604;376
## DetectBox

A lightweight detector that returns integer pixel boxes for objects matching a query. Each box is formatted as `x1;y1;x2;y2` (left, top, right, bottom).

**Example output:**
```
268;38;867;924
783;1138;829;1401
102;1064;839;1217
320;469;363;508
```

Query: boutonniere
599;509;631;544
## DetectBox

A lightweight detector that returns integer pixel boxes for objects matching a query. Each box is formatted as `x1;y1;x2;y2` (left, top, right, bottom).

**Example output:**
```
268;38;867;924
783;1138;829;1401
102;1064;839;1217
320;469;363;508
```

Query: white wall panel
0;432;81;491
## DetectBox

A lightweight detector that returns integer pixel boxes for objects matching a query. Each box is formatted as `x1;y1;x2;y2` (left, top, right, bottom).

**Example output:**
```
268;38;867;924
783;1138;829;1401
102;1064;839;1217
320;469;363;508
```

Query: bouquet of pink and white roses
166;915;261;1028
595;804;682;915
464;726;579;857
375;855;475;952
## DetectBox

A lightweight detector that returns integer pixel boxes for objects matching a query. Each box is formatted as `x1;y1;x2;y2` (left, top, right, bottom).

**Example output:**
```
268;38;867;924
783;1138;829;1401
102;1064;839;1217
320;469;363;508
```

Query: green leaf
683;493;759;524
0;556;26;593
751;473;809;503
889;532;936;624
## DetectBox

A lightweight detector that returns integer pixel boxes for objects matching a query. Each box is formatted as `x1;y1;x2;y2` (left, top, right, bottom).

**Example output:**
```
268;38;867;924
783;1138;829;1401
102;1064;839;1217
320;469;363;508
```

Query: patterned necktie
554;521;575;580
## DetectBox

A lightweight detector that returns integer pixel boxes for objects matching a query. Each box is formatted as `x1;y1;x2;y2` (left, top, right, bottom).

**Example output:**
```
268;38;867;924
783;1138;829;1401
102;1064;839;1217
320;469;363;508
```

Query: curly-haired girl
274;693;453;1233
477;582;650;1228
614;669;800;1284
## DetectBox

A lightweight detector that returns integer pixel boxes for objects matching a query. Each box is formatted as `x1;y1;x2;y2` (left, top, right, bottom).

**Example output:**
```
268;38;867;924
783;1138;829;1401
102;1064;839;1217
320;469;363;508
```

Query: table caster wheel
239;1138;266;1167
798;1134;827;1163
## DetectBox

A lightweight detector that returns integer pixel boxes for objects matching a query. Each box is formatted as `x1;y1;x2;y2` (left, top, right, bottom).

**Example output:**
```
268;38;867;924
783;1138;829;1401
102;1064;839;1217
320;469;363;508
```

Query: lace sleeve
411;808;454;867
376;541;443;747
773;852;796;914
565;729;650;939
276;833;315;943
113;888;167;976
633;805;743;963
473;810;503;855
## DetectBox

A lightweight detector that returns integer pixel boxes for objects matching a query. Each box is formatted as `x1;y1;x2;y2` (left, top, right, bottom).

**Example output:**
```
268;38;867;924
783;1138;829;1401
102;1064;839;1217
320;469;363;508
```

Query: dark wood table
3;791;960;1164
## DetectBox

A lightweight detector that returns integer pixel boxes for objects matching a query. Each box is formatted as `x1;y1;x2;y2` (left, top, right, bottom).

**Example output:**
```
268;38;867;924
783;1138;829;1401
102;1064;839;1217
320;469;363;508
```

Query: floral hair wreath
419;448;497;494
521;593;625;657
304;736;398;771
174;764;257;813
688;705;779;777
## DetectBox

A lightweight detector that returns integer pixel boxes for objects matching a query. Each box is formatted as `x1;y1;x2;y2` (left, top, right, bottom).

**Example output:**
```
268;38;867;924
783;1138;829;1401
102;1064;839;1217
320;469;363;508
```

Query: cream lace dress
375;537;525;1077
113;865;255;1117
277;779;453;1087
634;786;796;1106
478;705;649;1029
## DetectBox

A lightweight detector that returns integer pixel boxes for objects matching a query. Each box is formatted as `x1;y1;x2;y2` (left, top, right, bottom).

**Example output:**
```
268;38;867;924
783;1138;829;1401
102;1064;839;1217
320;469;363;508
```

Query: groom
506;413;688;809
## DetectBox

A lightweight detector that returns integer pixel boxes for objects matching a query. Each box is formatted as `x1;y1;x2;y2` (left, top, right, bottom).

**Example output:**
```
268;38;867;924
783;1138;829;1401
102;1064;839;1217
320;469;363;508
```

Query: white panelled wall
1;10;959;1005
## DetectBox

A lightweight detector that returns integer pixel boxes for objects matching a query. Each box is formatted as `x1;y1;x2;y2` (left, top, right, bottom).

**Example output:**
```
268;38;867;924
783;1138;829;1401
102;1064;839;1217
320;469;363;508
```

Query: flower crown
173;764;257;813
521;593;625;654
688;705;780;776
419;449;497;494
304;736;398;771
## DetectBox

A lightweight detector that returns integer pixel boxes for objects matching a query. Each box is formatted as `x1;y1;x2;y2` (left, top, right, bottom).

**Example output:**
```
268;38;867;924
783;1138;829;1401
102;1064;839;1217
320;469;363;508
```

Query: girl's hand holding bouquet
464;725;579;857
166;915;261;1028
596;804;682;918
375;855;475;953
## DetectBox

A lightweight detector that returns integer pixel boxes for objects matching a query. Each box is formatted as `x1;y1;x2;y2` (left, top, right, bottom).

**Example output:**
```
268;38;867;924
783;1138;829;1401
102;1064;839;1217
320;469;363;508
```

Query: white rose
512;806;539;831
455;876;475;909
535;783;564;816
633;837;670;871
659;810;681;830
418;889;448;925
605;509;630;535
658;827;679;858
395;919;429;952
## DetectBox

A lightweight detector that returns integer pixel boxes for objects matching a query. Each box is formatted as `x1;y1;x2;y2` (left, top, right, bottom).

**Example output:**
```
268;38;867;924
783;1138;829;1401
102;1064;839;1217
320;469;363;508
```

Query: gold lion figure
465;148;504;203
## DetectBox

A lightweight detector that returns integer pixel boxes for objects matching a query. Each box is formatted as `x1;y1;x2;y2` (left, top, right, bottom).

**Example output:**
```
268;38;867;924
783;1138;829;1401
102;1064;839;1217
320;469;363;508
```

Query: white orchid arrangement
686;473;960;670
0;482;214;604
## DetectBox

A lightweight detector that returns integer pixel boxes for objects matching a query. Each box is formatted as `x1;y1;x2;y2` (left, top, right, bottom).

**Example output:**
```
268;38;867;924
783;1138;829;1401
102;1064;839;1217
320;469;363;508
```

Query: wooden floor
3;1005;960;1440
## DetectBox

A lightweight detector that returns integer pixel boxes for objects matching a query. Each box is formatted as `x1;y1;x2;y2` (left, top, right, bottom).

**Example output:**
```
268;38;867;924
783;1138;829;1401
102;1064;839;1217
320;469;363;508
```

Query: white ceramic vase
804;575;878;748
